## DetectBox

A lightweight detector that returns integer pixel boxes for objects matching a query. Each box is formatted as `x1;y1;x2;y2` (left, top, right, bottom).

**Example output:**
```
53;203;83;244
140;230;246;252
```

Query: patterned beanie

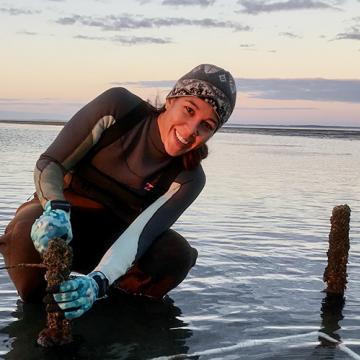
167;64;237;128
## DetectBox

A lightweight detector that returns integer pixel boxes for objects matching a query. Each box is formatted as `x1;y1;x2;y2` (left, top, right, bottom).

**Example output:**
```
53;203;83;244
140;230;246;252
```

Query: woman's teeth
175;130;189;145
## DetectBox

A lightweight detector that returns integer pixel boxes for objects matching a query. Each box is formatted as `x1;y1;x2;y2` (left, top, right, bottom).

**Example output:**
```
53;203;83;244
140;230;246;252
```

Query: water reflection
309;293;346;359
0;291;194;360
319;293;345;343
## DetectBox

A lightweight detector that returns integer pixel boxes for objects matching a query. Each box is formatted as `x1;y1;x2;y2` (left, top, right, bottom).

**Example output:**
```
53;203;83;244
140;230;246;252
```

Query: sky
1;0;360;126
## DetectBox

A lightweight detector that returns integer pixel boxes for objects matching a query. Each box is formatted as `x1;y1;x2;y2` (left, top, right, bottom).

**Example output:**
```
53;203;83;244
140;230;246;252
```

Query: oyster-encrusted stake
37;238;73;347
323;204;351;295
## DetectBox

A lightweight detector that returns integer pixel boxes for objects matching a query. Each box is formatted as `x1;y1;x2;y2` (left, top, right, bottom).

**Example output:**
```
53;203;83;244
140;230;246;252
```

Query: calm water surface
0;123;359;359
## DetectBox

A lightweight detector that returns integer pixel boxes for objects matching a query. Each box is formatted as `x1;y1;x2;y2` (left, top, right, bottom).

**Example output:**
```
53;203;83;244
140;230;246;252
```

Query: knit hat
167;64;237;128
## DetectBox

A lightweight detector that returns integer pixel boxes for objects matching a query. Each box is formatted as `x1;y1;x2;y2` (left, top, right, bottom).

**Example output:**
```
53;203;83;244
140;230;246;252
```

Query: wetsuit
0;88;204;301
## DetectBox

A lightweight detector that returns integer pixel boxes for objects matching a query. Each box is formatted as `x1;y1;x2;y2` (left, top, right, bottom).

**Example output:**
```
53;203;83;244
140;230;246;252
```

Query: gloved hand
53;272;109;320
31;200;72;253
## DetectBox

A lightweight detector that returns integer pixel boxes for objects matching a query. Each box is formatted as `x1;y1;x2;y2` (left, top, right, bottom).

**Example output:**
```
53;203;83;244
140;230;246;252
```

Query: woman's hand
52;272;109;319
31;200;72;253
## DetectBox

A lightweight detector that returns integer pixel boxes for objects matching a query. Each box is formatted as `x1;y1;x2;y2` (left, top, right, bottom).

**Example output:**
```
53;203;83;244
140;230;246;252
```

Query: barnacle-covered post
37;238;73;347
319;204;350;344
323;204;351;295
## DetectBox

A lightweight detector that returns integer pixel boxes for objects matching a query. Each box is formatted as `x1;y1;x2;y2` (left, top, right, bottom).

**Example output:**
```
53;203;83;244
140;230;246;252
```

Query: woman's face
157;96;219;157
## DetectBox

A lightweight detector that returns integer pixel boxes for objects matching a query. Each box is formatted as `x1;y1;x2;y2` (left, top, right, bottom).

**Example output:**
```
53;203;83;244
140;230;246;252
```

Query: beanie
167;64;237;128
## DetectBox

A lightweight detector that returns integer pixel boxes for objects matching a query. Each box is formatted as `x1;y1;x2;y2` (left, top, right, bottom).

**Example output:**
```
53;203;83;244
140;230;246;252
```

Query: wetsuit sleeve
34;88;142;207
94;166;206;284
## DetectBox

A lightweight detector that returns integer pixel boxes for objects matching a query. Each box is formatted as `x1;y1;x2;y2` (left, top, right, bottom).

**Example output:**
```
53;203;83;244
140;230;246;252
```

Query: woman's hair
151;104;209;171
182;142;208;171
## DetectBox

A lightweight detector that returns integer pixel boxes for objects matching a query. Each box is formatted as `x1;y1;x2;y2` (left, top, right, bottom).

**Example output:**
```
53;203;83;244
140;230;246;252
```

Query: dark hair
151;104;209;171
182;143;208;170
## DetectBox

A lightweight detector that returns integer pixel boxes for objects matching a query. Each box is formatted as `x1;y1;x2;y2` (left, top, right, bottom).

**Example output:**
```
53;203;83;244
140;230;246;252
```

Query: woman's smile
175;129;191;145
157;96;218;157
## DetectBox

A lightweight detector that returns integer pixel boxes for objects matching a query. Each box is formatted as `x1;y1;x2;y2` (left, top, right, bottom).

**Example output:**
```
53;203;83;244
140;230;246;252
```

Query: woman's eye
185;106;194;115
201;121;214;131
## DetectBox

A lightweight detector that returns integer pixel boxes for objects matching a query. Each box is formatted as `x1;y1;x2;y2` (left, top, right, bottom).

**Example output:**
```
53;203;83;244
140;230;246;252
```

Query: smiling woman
0;64;237;321
157;96;218;157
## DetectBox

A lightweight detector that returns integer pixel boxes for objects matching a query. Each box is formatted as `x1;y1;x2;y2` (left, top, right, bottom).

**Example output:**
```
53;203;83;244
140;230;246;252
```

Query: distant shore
0;119;66;126
1;119;359;130
1;119;360;139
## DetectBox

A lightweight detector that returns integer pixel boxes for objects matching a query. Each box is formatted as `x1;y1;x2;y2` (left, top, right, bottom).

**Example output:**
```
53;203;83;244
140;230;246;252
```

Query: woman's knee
1;200;42;259
161;230;198;269
139;230;198;276
0;203;45;302
114;231;197;298
7;218;39;259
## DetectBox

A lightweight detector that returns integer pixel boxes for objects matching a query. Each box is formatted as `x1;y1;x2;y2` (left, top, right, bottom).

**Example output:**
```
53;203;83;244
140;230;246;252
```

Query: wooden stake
323;204;351;295
37;239;73;347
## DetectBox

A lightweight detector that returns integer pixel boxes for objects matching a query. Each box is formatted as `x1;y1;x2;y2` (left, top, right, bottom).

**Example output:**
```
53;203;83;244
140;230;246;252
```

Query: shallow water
0;123;359;359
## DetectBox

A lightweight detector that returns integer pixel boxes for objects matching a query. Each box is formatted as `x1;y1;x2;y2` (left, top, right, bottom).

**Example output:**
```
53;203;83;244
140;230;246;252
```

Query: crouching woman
0;64;237;319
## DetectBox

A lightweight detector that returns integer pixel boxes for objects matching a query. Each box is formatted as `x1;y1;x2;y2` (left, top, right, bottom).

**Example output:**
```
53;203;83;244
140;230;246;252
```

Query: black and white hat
167;64;237;128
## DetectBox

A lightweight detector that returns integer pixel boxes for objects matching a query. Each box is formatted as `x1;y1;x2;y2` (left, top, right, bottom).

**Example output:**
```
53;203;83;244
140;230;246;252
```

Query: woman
0;64;237;319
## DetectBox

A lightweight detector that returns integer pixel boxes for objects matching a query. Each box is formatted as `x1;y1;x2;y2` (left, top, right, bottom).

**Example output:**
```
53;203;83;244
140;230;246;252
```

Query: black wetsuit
34;87;205;286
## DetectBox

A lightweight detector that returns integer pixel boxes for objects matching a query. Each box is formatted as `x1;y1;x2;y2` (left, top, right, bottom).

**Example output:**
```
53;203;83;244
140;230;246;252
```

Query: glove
53;272;109;320
31;200;72;253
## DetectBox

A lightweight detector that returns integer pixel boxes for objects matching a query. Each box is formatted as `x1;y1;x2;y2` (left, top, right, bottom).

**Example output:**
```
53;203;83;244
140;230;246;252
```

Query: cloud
279;31;301;38
239;43;257;51
239;106;317;110
162;0;216;6
0;98;83;107
115;78;360;103
336;32;360;40
0;98;84;120
57;15;80;25
112;35;172;45
335;26;360;41
110;80;173;87
236;78;360;103
17;30;38;36
74;34;172;45
74;34;106;40
0;7;40;15
56;14;250;32
133;0;216;3
0;98;22;103
237;0;341;15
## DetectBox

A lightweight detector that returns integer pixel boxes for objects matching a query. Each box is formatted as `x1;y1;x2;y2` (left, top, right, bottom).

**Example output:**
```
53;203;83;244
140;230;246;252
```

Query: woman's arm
94;166;206;284
34;87;142;207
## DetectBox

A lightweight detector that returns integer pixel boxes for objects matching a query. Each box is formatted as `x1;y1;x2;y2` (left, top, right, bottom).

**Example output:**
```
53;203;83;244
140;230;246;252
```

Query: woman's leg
113;230;198;299
0;199;46;302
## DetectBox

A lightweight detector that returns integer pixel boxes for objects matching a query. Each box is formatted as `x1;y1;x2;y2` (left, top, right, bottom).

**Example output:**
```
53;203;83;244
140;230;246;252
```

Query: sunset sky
1;0;360;126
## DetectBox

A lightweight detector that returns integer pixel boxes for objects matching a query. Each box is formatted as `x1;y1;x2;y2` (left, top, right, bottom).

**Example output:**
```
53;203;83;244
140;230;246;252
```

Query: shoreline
1;120;360;139
0;119;66;126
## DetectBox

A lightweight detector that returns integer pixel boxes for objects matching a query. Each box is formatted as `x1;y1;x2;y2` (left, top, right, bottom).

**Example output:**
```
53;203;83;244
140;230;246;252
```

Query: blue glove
53;272;109;320
31;200;72;253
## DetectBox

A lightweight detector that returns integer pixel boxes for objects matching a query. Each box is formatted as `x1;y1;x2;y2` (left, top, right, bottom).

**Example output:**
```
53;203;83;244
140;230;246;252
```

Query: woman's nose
184;119;199;138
